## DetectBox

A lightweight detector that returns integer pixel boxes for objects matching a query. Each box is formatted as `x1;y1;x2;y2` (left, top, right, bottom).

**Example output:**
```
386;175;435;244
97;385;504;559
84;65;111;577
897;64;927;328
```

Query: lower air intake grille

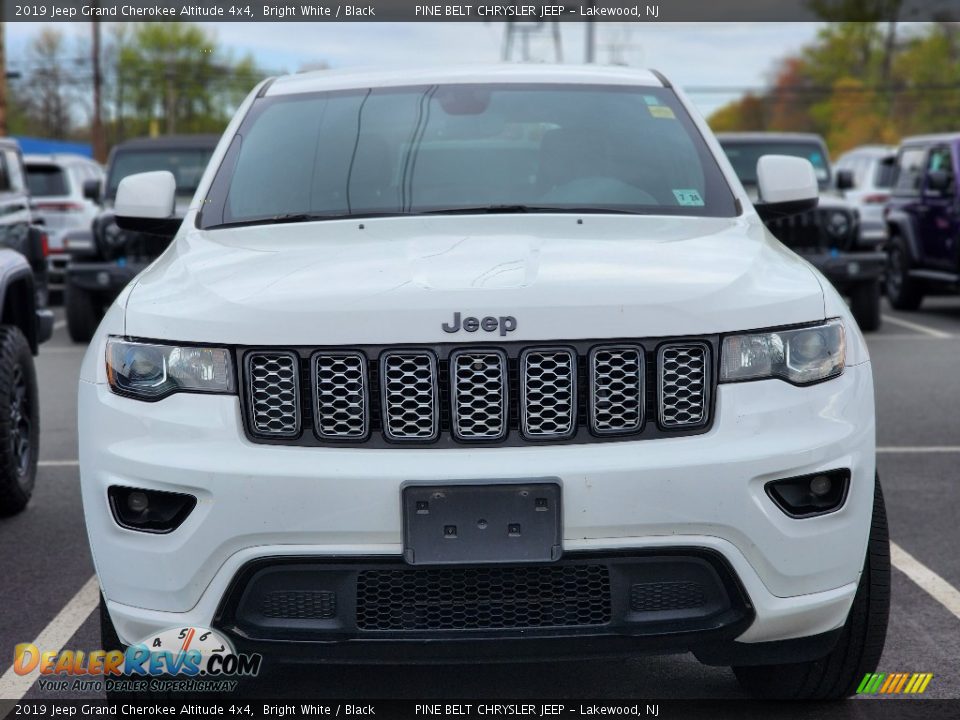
630;581;707;612
262;590;337;620
355;564;611;631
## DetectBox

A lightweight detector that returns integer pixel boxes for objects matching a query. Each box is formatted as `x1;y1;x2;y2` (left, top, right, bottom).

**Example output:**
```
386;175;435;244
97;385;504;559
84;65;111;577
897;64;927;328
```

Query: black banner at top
4;0;960;23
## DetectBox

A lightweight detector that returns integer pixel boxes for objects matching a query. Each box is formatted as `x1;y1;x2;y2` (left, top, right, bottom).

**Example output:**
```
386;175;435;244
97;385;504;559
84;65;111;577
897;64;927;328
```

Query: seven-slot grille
243;341;712;444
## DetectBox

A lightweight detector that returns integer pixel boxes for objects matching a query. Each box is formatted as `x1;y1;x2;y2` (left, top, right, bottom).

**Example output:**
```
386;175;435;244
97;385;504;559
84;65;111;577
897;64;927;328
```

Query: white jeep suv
79;65;888;700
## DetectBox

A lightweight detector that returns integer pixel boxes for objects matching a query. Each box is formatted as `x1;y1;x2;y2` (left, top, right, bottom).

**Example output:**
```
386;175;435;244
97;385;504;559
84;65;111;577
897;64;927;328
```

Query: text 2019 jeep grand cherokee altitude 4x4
79;66;888;700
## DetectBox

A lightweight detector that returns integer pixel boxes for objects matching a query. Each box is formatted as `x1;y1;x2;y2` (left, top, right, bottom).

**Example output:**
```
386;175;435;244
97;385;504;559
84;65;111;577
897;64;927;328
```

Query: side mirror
835;168;855;191
82;178;102;202
754;155;819;220
926;170;951;194
114;171;181;236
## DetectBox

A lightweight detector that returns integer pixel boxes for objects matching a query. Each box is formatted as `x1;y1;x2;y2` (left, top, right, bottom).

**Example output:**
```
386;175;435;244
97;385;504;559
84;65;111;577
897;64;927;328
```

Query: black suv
65;135;217;342
718;133;885;331
884;134;960;310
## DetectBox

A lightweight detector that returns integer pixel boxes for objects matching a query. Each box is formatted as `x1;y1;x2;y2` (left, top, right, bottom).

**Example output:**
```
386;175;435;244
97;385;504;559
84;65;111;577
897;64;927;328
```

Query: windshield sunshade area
201;83;738;228
106;149;213;199
722;141;831;186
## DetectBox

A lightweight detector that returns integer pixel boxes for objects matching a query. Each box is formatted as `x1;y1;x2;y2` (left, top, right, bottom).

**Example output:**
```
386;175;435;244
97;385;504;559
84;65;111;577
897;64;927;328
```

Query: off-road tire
885;236;924;311
66;282;101;343
850;280;882;332
0;326;38;516
733;477;890;700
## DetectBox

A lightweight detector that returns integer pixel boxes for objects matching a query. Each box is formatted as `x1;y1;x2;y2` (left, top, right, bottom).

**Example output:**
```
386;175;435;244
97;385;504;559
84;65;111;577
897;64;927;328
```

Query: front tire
850;280;881;332
885;237;924;311
0;326;39;516
733;477;890;700
66;282;101;343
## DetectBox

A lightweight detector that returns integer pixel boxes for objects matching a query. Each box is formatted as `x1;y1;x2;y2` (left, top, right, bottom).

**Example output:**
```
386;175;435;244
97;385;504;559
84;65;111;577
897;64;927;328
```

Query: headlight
825;210;851;239
720;319;845;385
106;338;235;400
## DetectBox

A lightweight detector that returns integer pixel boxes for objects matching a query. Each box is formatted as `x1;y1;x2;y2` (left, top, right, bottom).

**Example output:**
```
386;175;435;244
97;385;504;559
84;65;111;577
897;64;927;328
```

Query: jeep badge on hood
442;312;517;336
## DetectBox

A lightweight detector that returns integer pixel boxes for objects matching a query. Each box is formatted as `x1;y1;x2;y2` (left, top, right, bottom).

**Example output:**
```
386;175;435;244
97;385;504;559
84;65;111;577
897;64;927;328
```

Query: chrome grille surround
312;352;369;440
240;339;715;446
450;349;508;441
380;351;439;441
246;351;300;437
658;343;710;429
520;347;577;440
589;345;644;435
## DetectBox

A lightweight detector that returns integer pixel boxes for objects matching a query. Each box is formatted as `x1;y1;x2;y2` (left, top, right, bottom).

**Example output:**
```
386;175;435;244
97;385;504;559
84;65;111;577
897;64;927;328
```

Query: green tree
110;23;261;140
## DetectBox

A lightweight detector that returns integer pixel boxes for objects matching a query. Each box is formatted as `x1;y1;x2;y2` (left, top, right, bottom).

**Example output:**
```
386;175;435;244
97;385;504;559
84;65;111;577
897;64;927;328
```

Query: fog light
127;491;149;512
765;469;849;518
108;486;196;533
809;475;832;497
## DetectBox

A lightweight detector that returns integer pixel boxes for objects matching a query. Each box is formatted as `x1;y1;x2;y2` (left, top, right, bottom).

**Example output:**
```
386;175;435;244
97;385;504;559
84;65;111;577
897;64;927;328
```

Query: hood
123;214;825;345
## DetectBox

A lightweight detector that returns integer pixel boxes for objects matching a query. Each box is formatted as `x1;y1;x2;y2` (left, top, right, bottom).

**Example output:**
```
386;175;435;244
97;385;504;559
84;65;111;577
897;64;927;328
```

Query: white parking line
52;320;66;330
38;459;79;467
891;542;960;621
0;575;99;701
881;314;952;339
877;446;960;454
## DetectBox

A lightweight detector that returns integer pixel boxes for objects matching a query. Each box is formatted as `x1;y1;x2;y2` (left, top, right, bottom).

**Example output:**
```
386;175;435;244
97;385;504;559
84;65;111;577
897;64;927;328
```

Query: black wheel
885;237;924;311
850;280;882;332
0;326;39;516
65;282;101;343
733;477;890;700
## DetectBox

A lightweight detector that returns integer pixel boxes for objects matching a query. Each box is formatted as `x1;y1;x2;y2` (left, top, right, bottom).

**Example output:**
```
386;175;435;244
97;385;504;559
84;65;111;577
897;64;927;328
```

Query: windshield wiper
205;211;401;229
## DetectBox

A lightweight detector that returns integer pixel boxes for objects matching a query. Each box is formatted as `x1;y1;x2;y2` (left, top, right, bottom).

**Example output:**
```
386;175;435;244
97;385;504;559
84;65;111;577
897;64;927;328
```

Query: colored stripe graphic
858;672;932;694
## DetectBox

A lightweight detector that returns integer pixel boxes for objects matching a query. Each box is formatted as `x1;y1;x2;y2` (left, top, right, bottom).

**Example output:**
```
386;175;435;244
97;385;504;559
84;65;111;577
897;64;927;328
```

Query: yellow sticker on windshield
649;105;675;119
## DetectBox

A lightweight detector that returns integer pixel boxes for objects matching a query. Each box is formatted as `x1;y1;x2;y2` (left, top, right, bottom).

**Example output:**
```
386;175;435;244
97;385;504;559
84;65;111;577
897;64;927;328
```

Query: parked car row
718;133;885;331
719;131;960;329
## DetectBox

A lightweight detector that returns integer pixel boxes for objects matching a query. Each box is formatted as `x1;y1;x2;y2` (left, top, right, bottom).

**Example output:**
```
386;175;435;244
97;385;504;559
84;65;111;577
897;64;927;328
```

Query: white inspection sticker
673;189;705;206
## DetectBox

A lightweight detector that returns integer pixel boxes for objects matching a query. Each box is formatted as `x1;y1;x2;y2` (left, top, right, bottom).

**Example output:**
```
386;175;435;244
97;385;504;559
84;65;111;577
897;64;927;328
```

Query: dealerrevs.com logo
14;626;262;694
857;672;934;695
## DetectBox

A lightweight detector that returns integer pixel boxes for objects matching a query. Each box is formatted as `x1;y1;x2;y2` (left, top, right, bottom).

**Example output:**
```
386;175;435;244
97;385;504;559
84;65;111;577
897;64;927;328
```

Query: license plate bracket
402;480;562;566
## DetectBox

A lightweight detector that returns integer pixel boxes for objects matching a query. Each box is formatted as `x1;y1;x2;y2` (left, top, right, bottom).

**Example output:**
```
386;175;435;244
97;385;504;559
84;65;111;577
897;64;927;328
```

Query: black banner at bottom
2;700;960;720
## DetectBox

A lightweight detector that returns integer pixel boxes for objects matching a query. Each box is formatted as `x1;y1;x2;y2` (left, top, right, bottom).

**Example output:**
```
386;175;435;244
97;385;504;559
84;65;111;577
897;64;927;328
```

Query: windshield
106;148;213;199
26;164;68;197
201;83;737;228
721;141;831;187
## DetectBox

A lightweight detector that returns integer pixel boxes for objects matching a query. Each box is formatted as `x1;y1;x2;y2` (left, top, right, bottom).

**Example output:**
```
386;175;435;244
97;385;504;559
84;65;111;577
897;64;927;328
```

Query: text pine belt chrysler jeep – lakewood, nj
79;65;888;701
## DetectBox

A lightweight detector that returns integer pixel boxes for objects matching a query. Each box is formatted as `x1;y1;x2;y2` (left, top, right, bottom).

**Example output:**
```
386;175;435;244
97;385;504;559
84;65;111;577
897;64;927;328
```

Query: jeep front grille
246;352;300;437
520;348;576;439
381;351;439;441
658;343;710;428
590;346;644;435
451;350;507;440
313;353;368;439
241;339;714;445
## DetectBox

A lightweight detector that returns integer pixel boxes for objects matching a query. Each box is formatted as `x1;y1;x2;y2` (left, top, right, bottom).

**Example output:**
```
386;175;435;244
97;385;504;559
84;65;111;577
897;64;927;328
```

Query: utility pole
91;18;106;161
0;20;7;136
584;1;596;62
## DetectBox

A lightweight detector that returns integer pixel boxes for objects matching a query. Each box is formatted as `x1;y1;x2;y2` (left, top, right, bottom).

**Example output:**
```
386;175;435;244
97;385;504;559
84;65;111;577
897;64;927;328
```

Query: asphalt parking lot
0;299;958;704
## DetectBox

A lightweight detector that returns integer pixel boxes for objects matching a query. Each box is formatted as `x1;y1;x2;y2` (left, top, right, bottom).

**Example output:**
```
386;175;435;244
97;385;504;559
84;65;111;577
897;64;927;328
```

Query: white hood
123;214;825;345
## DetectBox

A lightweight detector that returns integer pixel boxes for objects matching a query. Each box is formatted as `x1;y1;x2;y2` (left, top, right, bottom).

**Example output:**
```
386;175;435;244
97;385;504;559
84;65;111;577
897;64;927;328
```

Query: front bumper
80;362;875;655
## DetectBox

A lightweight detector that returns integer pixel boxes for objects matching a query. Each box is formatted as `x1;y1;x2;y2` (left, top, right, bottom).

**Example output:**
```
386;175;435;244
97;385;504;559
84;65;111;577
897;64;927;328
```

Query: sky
5;22;826;117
